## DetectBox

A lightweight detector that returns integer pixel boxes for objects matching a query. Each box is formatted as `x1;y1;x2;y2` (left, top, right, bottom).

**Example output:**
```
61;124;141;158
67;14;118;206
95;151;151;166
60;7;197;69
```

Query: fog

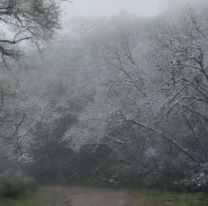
63;0;164;19
62;0;208;21
61;0;208;35
0;0;208;205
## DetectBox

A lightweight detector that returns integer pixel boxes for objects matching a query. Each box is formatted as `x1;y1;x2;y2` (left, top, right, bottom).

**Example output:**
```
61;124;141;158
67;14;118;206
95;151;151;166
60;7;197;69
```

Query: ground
39;186;208;206
0;186;208;206
40;186;134;206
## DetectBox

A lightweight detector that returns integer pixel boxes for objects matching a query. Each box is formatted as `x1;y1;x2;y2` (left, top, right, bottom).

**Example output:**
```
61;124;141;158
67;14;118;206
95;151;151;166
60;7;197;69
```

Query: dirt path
40;186;135;206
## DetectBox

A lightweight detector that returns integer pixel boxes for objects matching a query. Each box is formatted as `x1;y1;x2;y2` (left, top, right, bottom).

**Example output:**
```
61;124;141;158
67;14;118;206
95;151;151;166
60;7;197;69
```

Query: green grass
0;189;55;206
133;189;208;206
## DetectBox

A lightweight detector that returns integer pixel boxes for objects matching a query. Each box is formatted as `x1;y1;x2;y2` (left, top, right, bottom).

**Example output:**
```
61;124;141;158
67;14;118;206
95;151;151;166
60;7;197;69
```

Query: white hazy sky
61;0;206;21
62;0;166;19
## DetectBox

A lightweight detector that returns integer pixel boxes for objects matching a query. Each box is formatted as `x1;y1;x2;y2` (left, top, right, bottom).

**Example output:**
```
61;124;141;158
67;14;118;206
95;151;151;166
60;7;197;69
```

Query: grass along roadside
0;188;56;206
133;189;208;206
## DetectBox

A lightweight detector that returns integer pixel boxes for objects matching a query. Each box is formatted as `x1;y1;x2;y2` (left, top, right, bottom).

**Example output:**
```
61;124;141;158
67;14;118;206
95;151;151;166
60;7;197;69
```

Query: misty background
0;0;208;203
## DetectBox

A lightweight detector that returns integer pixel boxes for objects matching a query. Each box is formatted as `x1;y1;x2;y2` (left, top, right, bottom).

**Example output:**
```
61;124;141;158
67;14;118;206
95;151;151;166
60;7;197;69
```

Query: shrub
175;163;208;192
0;177;37;198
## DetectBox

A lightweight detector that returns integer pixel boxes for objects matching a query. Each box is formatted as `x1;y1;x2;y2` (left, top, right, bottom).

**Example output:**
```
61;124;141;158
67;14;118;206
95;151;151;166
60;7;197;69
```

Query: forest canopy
0;0;208;193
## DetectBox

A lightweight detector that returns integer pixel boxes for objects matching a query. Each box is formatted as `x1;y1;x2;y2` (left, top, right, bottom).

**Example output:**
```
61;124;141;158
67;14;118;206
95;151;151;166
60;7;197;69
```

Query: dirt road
40;186;135;206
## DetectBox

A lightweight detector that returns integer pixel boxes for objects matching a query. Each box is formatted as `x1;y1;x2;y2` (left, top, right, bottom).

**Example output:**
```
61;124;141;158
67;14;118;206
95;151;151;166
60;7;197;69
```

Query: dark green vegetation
0;179;54;206
0;189;54;206
0;179;36;198
133;189;208;206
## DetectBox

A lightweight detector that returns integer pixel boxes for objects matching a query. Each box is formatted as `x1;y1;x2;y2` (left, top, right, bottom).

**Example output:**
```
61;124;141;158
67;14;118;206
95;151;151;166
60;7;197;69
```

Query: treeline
0;1;208;192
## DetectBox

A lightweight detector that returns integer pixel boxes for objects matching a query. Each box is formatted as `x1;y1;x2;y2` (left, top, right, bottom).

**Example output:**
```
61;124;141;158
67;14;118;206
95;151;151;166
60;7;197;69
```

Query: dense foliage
1;1;208;192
